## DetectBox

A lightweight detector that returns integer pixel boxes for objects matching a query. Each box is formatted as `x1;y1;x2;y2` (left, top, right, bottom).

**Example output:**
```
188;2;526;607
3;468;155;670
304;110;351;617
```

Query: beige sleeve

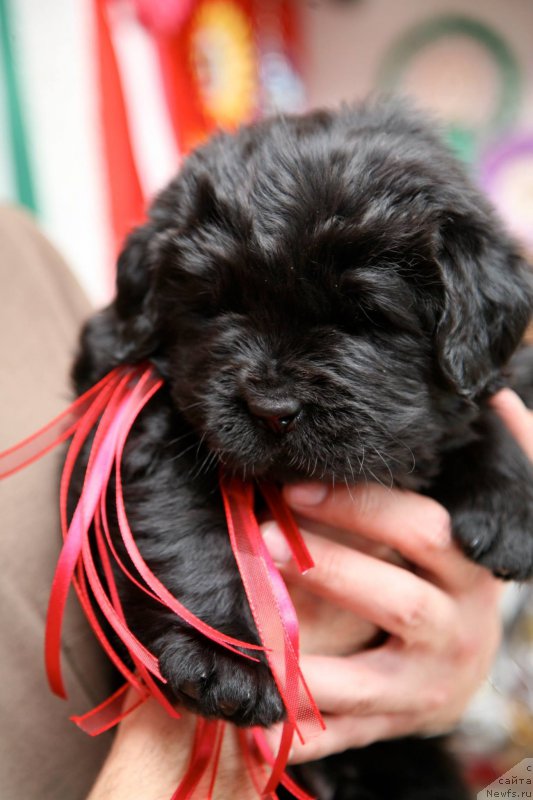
0;206;114;800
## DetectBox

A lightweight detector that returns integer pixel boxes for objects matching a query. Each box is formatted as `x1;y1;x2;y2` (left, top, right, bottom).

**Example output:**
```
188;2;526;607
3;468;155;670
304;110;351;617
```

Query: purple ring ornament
479;134;533;249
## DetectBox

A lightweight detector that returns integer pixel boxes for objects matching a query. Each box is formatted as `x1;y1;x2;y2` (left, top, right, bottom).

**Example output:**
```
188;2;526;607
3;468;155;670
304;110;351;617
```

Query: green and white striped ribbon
0;0;37;211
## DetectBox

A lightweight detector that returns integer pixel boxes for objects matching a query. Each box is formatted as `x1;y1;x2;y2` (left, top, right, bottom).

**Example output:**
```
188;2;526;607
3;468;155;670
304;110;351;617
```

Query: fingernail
430;507;452;549
431;523;452;549
261;522;292;565
284;482;328;506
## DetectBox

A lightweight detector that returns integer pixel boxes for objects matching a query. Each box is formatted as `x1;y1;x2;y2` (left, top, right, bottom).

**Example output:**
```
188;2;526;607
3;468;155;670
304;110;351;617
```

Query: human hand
87;388;531;793
87;695;258;800
262;480;504;763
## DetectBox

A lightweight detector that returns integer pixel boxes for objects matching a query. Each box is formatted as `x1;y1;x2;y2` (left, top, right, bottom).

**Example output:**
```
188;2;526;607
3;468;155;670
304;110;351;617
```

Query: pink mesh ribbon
220;476;324;796
0;364;324;798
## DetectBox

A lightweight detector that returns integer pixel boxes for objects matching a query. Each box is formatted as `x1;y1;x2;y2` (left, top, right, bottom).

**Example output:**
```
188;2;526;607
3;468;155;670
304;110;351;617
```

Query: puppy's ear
435;216;533;399
73;223;164;391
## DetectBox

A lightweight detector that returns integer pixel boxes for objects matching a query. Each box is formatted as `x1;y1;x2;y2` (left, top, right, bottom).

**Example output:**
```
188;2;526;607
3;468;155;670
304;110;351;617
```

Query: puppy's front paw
452;505;533;580
158;632;285;727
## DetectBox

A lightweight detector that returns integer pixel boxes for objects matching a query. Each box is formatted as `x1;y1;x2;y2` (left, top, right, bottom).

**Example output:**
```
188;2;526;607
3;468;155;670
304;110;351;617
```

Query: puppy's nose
246;397;302;434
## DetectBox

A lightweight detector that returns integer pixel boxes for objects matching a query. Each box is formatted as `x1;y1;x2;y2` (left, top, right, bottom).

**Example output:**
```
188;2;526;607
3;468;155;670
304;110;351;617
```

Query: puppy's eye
189;289;221;318
177;277;244;320
164;267;220;319
339;268;420;333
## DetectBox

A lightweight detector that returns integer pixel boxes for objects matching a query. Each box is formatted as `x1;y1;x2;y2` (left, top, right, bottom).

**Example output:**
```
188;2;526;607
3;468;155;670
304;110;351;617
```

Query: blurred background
0;0;532;791
2;0;533;304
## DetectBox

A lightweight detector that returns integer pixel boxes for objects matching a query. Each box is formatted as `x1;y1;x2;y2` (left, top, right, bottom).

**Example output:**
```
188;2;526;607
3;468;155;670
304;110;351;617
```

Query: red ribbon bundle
0;364;324;799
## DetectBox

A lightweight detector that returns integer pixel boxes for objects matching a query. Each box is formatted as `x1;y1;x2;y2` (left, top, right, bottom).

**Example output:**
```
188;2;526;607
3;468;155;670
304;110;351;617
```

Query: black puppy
72;101;533;798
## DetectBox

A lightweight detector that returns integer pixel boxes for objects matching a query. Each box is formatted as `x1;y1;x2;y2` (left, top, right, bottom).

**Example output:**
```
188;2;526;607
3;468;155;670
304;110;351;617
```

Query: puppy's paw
158;633;285;727
452;507;533;580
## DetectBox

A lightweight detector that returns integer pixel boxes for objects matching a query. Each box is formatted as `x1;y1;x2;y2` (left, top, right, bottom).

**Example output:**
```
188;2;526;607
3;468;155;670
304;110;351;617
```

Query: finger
286;712;423;763
282;482;485;592
297;652;439;717
263;524;456;646
491;388;533;461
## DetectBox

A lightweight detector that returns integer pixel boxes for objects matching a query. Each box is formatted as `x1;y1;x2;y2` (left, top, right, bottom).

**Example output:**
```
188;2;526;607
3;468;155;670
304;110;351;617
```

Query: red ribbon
93;0;146;265
0;364;322;798
220;476;324;796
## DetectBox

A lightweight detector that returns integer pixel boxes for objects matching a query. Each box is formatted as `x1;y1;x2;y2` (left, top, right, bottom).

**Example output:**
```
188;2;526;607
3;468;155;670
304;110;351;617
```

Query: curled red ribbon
0;364;323;799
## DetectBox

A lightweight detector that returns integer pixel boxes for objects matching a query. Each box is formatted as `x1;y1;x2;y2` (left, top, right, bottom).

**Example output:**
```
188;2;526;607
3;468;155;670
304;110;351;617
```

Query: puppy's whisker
179;399;207;413
366;467;385;489
319;457;329;482
346;454;356;485
287;452;299;470
380;430;417;475
170;440;205;463
190;444;218;480
166;430;196;448
190;457;207;480
194;432;207;461
209;449;221;468
360;444;366;474
403;442;417;475
343;476;357;504
372;446;394;489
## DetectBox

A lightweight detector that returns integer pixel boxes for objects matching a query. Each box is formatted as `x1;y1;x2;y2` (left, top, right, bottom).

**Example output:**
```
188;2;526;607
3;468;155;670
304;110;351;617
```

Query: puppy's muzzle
246;396;302;434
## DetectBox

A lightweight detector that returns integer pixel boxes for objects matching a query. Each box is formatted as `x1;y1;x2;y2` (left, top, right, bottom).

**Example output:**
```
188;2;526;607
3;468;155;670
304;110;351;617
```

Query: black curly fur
71;100;533;798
